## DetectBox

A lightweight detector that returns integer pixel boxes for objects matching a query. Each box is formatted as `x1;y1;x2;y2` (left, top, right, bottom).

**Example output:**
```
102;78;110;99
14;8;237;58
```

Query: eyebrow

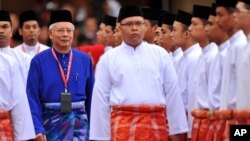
0;23;11;27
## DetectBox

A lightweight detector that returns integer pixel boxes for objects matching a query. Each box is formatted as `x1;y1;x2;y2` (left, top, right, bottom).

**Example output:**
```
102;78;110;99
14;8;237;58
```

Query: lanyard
22;43;41;54
51;48;73;93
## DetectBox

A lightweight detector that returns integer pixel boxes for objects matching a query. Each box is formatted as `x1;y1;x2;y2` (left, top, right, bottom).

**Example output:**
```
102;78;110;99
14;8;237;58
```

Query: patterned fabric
191;109;210;141
0;110;13;141
233;110;250;124
43;104;89;141
180;133;188;141
212;110;233;141
111;105;168;141
206;119;218;141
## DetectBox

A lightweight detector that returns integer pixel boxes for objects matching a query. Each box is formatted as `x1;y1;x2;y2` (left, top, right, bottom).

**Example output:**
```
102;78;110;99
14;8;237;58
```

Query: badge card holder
60;92;72;113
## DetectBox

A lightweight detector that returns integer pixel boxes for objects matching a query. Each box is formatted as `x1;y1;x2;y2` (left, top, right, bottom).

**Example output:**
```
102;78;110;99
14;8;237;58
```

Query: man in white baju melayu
14;10;49;58
0;10;35;140
235;0;250;125
171;10;202;139
90;5;188;141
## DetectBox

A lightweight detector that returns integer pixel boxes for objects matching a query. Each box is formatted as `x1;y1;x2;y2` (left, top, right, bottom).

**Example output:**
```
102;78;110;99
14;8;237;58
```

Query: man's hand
35;133;47;141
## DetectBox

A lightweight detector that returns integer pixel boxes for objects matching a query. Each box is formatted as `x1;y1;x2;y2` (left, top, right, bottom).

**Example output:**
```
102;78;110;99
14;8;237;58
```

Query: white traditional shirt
176;43;202;111
172;47;183;71
14;42;49;58
169;51;173;59
175;43;202;137
194;42;218;109
236;35;250;109
0;52;35;140
208;39;230;110
0;46;32;84
220;30;247;109
90;42;188;140
104;45;113;52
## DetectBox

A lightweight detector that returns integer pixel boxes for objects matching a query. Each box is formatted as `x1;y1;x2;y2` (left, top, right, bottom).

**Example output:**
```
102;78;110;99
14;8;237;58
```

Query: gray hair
48;23;75;31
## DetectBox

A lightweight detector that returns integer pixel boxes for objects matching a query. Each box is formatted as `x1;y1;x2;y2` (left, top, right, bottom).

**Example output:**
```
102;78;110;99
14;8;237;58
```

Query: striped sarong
0;110;13;141
43;101;89;141
210;110;234;141
191;109;210;141
111;105;168;141
234;110;250;125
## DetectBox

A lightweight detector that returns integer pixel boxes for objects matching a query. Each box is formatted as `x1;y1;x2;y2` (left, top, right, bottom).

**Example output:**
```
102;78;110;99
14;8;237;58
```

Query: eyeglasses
120;21;145;27
53;28;74;34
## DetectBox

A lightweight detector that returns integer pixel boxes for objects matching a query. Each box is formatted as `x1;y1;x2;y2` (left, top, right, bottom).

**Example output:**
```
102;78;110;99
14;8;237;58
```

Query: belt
43;101;85;110
0;110;10;119
233;110;250;120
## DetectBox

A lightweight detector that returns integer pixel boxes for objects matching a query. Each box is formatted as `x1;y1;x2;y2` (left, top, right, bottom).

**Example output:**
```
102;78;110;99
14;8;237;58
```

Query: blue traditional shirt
27;48;94;134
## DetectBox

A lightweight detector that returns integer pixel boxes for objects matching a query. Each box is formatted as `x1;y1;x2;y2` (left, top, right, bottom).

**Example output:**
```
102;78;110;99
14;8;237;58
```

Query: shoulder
39;43;50;49
143;42;170;59
10;49;32;61
13;44;22;49
0;52;17;68
32;48;51;61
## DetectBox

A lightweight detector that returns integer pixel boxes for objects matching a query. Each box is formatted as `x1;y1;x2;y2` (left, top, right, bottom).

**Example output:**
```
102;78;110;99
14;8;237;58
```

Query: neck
243;27;250;37
217;34;229;46
182;39;196;52
53;45;71;54
0;44;8;48
227;27;238;38
199;38;209;48
125;41;142;48
25;41;38;46
171;45;178;52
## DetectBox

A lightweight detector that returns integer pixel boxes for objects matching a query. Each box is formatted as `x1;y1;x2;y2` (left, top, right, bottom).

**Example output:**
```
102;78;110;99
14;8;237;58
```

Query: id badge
60;92;72;113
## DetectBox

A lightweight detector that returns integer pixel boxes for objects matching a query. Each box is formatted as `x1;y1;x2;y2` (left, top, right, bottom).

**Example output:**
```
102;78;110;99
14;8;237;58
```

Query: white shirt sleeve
89;55;111;140
10;62;36;140
163;53;188;135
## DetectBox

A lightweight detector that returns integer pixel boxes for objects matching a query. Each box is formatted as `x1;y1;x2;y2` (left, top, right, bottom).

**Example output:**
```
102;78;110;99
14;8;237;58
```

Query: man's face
205;15;225;44
153;26;163;46
216;6;235;32
49;22;74;48
170;21;186;47
143;19;154;42
188;17;207;43
19;20;40;45
0;21;12;47
113;23;123;47
234;2;250;30
162;24;173;51
96;23;106;45
105;25;115;46
119;16;146;47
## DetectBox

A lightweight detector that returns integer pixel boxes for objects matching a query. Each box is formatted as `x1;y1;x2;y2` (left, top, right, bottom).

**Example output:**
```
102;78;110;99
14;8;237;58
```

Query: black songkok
210;3;217;16
142;8;161;21
216;0;238;8
175;10;192;26
192;5;211;20
49;10;73;26
117;5;143;22
0;10;11;23
19;10;38;27
162;11;176;26
103;15;117;27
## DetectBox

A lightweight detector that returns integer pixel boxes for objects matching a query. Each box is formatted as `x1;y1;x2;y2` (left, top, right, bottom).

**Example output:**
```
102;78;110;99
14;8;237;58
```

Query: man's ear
18;28;22;36
184;30;190;39
48;30;53;39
